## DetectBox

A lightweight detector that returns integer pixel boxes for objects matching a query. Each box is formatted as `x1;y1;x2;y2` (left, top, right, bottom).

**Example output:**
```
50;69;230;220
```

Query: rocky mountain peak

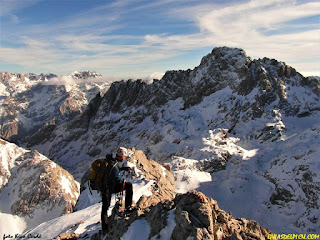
40;73;58;80
199;47;249;70
69;71;102;79
101;47;251;112
94;46;318;130
0;72;12;83
0;70;110;142
23;47;320;170
0;139;80;230
101;46;311;115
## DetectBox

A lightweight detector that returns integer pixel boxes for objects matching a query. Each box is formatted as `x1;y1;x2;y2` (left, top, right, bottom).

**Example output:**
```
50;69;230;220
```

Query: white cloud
1;0;319;77
196;0;319;46
147;72;165;80
43;75;121;86
144;72;165;84
143;33;212;51
141;0;320;63
163;0;320;75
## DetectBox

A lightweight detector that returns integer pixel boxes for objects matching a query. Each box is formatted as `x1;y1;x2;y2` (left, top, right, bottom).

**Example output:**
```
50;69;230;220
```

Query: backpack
89;155;115;192
89;158;108;191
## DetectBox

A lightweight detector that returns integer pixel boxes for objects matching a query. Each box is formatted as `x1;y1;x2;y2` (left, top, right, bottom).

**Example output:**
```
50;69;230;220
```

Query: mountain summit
26;47;319;163
0;47;319;235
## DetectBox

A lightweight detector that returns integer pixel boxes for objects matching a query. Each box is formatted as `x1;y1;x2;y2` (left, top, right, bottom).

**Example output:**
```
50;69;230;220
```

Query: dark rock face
95;47;317;122
304;76;320;97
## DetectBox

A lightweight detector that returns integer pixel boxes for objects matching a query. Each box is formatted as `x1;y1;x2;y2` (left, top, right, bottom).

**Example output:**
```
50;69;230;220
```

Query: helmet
115;147;127;161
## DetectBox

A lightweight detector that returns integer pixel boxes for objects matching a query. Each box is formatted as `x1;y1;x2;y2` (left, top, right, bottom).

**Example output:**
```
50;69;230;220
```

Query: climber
100;147;133;234
101;147;133;232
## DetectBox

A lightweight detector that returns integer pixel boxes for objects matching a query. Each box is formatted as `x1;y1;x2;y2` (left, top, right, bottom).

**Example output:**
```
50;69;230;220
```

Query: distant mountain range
0;47;319;236
0;70;110;142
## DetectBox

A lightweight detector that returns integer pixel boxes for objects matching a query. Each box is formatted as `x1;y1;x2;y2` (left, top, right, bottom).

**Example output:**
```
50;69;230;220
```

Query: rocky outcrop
305;76;320;97
0;72;12;83
132;150;175;207
76;149;175;211
94;190;271;240
0;139;80;229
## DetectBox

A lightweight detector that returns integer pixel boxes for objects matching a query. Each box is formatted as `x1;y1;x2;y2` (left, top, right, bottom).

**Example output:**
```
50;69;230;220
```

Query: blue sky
0;0;319;79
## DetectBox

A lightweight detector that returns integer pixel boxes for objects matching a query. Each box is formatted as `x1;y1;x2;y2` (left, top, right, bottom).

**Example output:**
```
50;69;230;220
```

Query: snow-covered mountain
25;48;320;164
0;71;111;142
0;139;80;235
1;47;319;237
0;72;58;97
20;47;319;234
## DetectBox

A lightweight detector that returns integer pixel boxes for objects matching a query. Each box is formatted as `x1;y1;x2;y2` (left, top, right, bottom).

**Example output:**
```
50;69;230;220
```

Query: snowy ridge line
0;47;319;237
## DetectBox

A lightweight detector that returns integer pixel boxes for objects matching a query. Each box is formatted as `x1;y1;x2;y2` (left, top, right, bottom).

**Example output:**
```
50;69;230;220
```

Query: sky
0;0;319;79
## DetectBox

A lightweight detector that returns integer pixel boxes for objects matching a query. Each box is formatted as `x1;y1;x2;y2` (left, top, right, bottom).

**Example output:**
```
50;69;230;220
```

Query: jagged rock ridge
93;190;271;240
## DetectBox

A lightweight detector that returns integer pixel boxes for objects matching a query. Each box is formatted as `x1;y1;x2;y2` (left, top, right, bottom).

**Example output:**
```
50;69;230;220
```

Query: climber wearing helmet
101;147;133;234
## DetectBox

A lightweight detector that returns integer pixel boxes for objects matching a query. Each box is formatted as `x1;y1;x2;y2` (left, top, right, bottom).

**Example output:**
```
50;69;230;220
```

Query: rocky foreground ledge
92;190;271;240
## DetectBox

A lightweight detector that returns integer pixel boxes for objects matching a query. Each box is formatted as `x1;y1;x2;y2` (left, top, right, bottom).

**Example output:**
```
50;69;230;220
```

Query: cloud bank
42;76;122;86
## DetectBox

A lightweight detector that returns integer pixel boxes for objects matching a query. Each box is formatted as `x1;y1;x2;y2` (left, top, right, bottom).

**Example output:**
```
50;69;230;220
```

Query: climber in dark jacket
101;147;133;233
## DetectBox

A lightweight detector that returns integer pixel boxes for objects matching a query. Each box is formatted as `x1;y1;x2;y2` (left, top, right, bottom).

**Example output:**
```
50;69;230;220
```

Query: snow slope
0;139;80;236
19;124;319;238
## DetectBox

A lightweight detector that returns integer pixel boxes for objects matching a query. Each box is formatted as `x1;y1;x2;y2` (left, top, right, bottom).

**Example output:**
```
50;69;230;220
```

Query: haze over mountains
0;47;319;238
